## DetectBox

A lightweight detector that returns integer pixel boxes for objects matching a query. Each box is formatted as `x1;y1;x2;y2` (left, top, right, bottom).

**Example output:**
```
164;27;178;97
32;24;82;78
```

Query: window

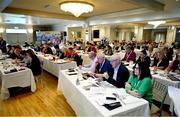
6;29;27;33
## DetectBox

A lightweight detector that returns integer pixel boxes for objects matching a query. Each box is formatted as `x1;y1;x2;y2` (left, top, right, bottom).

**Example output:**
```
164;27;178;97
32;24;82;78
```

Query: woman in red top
66;47;83;66
65;47;78;60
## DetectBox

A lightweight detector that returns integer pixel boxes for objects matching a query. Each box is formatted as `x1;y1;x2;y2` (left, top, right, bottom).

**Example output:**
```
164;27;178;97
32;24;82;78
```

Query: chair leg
157;110;161;117
40;78;43;88
35;75;44;88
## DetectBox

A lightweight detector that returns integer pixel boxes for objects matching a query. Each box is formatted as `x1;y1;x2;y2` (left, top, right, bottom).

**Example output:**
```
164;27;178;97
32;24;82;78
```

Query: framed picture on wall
77;32;81;38
93;30;99;38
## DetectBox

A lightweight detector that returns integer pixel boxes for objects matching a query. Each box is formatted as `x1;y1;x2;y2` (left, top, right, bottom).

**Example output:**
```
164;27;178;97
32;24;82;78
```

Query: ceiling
0;0;180;26
5;0;142;17
0;13;85;26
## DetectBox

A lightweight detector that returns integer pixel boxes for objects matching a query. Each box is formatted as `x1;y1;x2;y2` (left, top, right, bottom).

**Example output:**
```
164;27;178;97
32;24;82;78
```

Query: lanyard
126;51;132;61
157;60;162;67
134;80;140;89
99;60;105;72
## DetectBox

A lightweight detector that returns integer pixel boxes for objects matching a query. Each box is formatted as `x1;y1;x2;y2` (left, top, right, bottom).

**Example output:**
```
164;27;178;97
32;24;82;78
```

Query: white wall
52;25;67;32
91;25;111;41
67;27;85;41
0;24;33;45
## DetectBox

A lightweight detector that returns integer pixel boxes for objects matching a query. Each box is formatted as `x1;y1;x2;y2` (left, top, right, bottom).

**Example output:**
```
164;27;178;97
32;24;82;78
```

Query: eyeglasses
134;67;139;70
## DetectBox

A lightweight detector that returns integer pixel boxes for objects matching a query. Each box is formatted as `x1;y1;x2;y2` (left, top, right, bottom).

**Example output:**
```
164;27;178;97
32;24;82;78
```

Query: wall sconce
0;28;4;33
27;28;33;33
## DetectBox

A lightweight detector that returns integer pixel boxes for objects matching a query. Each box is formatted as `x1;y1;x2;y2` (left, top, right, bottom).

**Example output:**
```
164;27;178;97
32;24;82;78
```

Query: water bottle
76;70;81;85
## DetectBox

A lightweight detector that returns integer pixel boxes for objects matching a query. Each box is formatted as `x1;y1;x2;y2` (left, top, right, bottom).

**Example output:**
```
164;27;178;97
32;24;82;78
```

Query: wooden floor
0;71;76;116
0;71;172;116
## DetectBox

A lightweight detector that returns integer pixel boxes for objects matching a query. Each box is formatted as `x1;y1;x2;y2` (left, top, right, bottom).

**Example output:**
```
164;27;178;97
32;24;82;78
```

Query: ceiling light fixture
148;20;166;28
59;1;94;17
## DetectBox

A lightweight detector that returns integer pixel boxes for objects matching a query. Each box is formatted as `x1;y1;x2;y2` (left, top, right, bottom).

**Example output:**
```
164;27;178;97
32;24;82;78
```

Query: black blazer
171;59;180;72
136;56;151;67
0;40;7;53
45;47;53;55
153;57;169;70
107;64;129;88
29;56;42;76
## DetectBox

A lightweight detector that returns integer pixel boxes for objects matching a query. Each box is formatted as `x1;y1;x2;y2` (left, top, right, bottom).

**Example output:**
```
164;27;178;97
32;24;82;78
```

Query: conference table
57;69;150;116
168;86;180;116
0;59;36;100
37;53;77;77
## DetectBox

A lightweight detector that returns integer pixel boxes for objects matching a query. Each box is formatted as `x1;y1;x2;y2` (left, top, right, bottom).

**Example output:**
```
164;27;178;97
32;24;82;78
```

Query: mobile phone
106;97;116;100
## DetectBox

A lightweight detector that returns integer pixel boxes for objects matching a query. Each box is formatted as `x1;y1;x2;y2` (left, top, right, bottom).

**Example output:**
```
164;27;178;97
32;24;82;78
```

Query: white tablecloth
37;54;77;77
57;70;150;117
0;67;36;100
168;86;180;116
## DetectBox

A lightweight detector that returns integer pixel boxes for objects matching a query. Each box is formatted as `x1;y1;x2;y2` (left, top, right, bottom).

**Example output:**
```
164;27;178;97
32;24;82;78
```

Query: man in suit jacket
93;55;129;88
106;55;129;88
92;53;113;74
90;53;113;77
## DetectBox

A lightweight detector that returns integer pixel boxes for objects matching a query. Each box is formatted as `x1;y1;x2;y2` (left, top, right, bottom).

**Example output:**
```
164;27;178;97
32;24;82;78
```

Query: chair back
152;79;168;116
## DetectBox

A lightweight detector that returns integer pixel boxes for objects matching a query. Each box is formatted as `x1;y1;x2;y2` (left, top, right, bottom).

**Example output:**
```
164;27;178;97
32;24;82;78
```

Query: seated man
80;51;97;71
92;55;129;88
91;53;113;74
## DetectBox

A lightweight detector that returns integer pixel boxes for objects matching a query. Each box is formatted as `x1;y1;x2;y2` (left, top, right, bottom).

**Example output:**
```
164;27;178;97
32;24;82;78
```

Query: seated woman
65;47;78;60
163;47;173;61
125;62;153;105
14;46;23;60
19;50;31;66
54;45;65;59
152;51;169;70
166;50;180;73
26;49;42;76
6;45;12;55
65;47;82;66
122;46;136;63
44;45;53;55
136;50;151;67
104;45;113;56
